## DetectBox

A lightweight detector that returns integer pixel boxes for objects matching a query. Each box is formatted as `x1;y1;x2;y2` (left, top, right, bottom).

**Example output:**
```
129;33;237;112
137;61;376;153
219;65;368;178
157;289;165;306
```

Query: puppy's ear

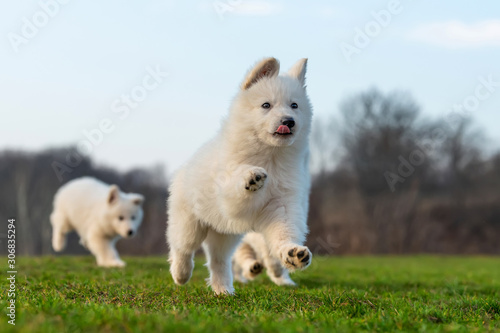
287;58;308;87
131;194;144;206
108;185;120;205
242;57;280;90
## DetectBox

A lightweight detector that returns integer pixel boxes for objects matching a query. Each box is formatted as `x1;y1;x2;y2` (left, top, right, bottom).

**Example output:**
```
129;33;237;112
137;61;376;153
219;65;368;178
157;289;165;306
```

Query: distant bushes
2;89;500;255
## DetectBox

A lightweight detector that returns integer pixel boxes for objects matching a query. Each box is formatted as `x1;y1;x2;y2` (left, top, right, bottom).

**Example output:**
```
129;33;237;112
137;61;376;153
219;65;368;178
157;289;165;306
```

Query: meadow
2;256;499;332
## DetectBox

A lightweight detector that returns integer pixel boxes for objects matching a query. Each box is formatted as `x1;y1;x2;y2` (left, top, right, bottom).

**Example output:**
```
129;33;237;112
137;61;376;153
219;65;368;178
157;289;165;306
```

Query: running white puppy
233;232;296;286
167;57;313;295
51;177;144;267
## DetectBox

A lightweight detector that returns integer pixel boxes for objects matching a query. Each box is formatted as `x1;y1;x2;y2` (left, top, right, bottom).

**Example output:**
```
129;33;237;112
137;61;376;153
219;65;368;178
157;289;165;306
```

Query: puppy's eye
131;216;136;220
291;103;298;109
119;216;124;221
261;102;271;109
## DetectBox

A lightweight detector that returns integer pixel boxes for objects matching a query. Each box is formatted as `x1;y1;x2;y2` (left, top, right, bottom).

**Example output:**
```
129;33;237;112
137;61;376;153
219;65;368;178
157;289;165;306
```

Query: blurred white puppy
232;232;296;286
50;177;144;267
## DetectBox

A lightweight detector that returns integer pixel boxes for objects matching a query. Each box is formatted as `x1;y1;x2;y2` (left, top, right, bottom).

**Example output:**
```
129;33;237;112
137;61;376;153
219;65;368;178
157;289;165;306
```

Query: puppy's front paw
245;167;267;192
114;260;126;267
99;259;126;268
280;245;312;271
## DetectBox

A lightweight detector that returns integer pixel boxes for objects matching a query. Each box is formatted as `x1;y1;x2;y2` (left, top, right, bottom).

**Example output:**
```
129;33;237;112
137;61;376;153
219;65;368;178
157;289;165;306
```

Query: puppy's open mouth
274;125;293;136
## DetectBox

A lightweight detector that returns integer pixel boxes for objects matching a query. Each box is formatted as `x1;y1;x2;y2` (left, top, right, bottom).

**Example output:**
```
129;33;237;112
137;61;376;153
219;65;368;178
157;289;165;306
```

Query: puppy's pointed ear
288;58;308;87
131;194;144;206
242;57;280;90
108;185;120;205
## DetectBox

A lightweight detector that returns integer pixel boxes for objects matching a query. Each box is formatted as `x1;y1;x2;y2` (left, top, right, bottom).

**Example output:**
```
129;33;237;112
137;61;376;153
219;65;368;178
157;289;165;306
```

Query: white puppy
232;232;296;286
167;57;313;295
51;177;144;267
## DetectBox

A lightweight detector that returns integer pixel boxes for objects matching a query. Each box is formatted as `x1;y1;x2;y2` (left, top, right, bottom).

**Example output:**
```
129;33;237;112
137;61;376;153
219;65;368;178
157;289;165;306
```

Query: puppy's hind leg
242;232;292;285
233;241;263;282
203;230;242;295
265;256;296;286
50;211;71;252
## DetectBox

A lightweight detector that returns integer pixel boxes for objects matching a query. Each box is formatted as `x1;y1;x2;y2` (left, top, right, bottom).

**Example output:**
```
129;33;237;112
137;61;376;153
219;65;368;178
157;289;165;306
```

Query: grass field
2;256;500;332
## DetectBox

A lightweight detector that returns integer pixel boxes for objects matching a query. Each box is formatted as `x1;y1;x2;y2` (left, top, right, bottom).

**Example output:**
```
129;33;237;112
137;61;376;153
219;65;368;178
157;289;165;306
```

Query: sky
1;0;499;176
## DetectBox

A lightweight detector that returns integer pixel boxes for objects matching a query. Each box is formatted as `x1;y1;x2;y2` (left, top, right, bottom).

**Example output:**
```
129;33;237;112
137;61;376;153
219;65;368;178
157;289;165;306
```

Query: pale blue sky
1;0;499;175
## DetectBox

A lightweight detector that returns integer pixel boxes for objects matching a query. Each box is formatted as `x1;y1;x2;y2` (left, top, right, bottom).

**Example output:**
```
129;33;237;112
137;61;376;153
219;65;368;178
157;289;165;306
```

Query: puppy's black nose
127;230;134;236
282;118;295;128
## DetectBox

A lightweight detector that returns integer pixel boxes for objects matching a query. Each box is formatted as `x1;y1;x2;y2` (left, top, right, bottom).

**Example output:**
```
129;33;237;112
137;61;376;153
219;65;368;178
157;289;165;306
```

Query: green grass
1;256;500;332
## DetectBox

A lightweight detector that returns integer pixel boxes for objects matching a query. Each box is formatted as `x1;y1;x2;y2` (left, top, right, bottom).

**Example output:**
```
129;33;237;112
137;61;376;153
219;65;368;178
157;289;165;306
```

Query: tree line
309;89;500;254
1;88;499;255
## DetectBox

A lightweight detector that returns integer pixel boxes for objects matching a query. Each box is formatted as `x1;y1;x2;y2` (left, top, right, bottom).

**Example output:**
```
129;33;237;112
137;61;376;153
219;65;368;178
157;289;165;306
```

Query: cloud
408;20;500;48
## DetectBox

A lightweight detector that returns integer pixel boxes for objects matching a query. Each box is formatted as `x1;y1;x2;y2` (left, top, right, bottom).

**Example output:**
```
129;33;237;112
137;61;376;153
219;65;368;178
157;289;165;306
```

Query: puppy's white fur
51;177;144;267
166;57;313;295
233;232;296;286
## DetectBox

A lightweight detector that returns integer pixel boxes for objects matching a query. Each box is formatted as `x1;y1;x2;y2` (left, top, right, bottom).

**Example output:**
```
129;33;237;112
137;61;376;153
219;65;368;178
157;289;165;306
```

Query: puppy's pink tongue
277;125;291;134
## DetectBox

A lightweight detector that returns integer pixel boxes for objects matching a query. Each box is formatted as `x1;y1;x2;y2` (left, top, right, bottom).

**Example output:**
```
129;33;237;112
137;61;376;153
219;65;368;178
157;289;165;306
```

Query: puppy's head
106;185;144;238
231;57;312;147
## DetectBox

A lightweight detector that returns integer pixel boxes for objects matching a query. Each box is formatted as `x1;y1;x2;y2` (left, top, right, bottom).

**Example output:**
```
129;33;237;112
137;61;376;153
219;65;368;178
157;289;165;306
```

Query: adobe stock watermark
6;218;17;326
385;74;499;192
51;65;168;182
311;235;338;258
339;0;407;64
212;0;243;20
7;0;71;53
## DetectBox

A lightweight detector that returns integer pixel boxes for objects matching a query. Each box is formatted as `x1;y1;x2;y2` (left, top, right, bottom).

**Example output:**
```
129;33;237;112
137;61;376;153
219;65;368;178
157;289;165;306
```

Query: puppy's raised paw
281;245;312;270
244;167;267;192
